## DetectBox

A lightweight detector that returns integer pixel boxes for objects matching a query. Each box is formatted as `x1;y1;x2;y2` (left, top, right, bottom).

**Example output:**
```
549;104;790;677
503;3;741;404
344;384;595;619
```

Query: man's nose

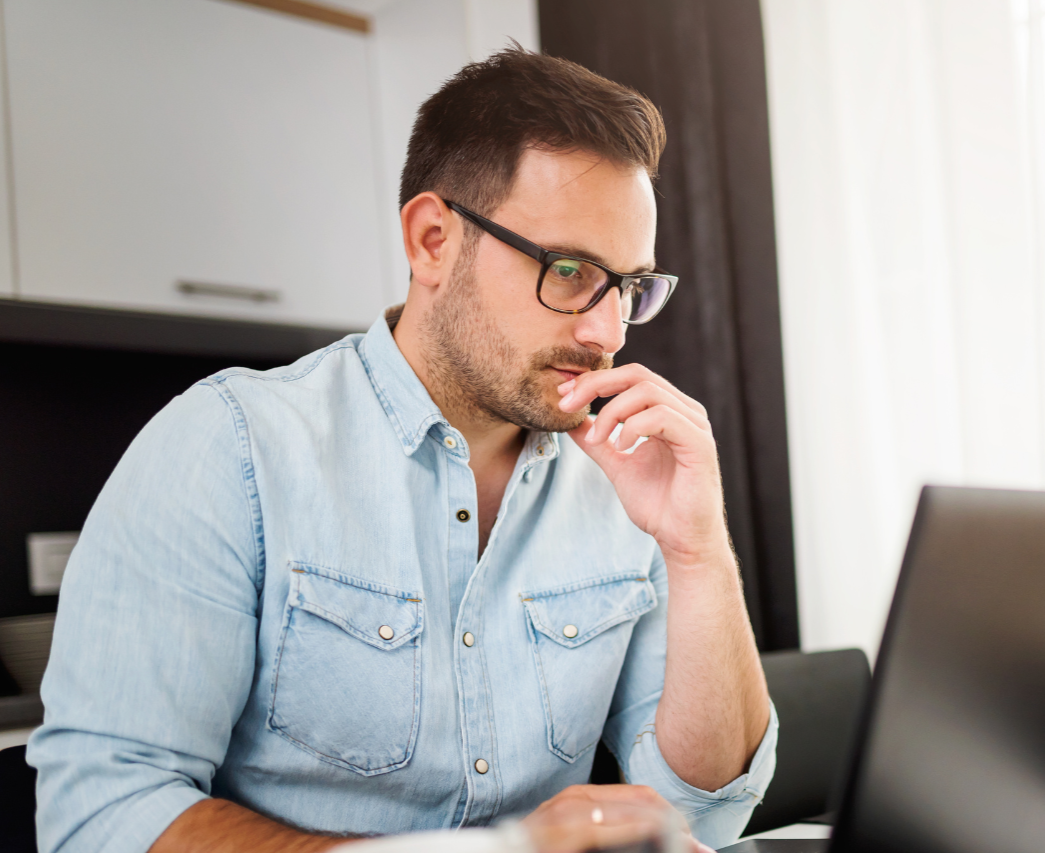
574;286;627;356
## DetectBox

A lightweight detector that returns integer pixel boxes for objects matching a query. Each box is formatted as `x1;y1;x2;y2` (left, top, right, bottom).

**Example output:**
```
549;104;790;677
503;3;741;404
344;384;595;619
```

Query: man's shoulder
201;332;367;396
144;332;374;451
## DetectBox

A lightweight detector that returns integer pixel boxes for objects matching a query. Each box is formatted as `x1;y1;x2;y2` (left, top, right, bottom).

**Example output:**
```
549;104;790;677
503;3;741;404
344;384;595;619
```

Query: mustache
533;345;613;373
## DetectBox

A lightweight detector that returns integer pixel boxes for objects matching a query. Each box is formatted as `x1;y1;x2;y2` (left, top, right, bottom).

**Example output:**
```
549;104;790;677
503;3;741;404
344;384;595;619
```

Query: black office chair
744;648;871;835
0;744;37;853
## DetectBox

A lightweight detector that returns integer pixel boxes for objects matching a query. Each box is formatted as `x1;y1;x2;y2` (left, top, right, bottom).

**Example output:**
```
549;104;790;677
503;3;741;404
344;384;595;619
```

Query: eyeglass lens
542;257;672;324
621;276;673;324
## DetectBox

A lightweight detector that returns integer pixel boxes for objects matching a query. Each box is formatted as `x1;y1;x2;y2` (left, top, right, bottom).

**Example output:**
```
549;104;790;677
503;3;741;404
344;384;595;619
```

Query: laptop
722;485;1045;853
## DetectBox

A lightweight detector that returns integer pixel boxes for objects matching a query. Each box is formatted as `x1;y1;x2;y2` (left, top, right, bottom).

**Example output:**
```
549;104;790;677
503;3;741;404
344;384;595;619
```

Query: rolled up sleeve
27;382;262;853
602;547;778;849
624;703;778;849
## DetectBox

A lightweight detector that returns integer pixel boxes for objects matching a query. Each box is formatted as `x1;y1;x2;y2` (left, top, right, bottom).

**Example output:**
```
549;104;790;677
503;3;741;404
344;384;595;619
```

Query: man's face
423;147;658;433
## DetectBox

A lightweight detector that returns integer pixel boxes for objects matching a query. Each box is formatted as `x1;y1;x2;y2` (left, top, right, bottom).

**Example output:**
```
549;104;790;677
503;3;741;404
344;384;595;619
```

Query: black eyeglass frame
444;199;678;325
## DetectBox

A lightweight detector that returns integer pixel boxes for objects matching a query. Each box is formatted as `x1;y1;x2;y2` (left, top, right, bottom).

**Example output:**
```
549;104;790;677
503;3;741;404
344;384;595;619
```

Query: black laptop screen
832;486;1045;853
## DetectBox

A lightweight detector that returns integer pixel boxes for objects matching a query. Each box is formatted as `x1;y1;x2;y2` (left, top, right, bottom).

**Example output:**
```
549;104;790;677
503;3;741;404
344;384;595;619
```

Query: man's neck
390;298;522;449
393;299;526;557
392;299;526;461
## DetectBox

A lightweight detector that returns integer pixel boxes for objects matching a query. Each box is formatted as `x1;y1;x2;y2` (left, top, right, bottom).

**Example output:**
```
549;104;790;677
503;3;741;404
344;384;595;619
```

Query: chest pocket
268;563;424;776
522;574;657;763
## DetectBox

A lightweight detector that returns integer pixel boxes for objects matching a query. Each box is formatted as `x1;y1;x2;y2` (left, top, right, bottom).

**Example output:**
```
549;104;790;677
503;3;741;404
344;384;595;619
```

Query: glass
519;799;691;853
444;200;677;325
325;799;692;853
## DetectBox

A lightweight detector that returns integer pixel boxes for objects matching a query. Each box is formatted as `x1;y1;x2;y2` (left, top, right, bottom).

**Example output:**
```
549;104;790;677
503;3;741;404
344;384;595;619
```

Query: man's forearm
149;798;357;853
654;538;771;792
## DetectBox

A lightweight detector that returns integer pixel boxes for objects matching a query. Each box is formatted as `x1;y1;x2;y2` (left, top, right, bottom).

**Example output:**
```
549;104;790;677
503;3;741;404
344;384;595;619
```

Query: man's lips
549;367;585;382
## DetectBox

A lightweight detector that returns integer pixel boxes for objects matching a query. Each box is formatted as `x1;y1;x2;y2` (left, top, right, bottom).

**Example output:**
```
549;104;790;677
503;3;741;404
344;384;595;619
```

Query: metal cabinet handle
176;280;281;303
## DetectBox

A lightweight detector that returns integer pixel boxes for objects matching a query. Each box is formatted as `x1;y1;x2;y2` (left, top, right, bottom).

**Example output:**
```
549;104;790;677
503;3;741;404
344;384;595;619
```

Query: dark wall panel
540;0;799;649
0;300;348;619
0;343;281;618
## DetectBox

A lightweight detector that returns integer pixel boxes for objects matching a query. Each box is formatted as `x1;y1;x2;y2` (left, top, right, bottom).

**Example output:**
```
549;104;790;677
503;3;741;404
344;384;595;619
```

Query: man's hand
521;785;713;853
558;365;731;570
559;364;771;792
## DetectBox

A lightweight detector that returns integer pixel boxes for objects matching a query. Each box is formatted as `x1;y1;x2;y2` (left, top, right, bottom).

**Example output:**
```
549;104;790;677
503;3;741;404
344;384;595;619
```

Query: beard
421;244;613;433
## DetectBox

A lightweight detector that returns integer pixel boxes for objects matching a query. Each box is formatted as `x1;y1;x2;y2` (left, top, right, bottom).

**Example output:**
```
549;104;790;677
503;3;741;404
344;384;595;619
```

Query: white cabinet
3;0;389;329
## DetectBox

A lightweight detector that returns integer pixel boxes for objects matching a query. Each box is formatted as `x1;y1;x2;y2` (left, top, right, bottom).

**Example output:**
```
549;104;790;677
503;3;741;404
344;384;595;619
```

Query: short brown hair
399;45;665;217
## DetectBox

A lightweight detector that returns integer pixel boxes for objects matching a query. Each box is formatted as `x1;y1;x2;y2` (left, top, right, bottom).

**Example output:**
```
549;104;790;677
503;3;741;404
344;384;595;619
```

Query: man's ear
401;192;458;290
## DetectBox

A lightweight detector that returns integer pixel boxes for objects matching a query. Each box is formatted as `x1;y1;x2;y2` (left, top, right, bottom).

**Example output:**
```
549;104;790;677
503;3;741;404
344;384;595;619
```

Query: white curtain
761;0;1045;657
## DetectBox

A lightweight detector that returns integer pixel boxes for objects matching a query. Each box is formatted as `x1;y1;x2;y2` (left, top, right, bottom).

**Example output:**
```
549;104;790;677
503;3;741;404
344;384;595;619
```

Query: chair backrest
744;648;871;835
0;744;37;852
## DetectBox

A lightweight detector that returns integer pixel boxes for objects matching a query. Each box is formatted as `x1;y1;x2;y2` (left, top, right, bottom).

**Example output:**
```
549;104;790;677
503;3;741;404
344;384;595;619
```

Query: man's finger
558;364;707;417
584;381;711;446
611;406;714;464
567;417;626;476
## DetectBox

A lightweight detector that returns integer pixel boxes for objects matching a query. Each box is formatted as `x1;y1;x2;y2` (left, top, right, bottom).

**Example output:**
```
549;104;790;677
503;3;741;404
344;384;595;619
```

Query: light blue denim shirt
29;308;777;853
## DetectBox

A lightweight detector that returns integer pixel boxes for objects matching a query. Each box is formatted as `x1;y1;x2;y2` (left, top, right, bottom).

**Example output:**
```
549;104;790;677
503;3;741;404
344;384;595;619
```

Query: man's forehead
497;148;657;271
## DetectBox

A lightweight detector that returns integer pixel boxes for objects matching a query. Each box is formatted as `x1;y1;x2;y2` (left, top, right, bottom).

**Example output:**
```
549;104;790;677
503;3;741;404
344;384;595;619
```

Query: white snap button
474;758;489;774
443;436;457;449
563;624;579;639
378;625;394;641
463;632;475;647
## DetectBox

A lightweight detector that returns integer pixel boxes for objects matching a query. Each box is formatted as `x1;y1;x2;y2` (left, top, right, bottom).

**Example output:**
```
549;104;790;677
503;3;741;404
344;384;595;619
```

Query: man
29;47;776;853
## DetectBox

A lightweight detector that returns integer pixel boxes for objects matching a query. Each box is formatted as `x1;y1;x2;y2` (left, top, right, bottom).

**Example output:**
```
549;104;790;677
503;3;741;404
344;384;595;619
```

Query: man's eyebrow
545;243;656;276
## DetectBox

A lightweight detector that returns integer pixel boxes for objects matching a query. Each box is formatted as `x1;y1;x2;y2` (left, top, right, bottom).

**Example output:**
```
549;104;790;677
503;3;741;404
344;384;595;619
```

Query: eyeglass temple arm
444;200;547;265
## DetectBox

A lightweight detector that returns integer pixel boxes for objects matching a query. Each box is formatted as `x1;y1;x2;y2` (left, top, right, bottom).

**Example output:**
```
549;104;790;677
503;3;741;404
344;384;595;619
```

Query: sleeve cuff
96;783;209;853
623;702;778;848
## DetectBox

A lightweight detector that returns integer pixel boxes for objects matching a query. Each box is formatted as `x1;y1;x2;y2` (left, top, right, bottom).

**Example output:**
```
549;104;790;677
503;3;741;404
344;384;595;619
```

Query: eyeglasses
444;200;677;325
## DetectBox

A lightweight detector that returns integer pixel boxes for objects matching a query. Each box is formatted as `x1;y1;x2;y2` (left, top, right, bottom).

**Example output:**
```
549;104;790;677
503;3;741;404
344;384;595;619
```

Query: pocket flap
521;574;657;649
289;563;424;651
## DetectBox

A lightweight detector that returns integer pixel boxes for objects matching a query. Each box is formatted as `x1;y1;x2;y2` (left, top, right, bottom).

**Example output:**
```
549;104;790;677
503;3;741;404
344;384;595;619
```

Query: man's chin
494;376;592;432
518;403;589;434
547;409;589;433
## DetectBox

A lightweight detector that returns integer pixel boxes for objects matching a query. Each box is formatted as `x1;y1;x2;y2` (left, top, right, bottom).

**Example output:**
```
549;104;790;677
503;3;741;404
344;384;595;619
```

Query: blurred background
1;0;1044;742
765;0;1045;656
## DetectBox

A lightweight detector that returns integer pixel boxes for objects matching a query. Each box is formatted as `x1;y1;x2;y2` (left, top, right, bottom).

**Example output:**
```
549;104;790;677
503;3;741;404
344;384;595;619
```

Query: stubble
421;241;612;433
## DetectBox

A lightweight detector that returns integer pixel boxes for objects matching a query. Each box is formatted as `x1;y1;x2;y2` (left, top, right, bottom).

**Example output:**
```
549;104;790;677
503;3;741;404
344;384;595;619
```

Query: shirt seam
212;338;357;386
198;379;266;598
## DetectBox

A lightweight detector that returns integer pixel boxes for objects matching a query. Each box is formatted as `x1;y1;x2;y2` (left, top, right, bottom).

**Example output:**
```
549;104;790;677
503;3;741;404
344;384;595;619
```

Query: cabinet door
4;0;389;329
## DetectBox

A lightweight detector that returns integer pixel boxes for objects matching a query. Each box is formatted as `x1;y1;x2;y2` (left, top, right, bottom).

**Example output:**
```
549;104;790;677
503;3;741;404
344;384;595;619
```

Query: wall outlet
27;532;80;595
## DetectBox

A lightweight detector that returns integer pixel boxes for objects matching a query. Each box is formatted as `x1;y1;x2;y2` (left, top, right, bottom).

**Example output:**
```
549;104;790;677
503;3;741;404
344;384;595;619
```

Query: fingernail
613;434;623;450
557;379;576;395
585;425;596;442
559;392;576;410
696;843;715;853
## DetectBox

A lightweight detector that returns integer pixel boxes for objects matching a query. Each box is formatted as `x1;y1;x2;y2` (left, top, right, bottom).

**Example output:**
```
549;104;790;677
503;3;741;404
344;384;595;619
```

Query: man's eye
551;261;582;278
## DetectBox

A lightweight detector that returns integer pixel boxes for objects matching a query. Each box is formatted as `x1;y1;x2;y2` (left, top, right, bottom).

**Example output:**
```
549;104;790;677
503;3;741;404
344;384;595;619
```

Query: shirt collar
359;305;448;456
358;304;562;464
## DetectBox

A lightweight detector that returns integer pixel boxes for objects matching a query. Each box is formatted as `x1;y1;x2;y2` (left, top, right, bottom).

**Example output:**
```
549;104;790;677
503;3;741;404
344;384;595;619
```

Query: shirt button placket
458;604;499;825
441;429;498;825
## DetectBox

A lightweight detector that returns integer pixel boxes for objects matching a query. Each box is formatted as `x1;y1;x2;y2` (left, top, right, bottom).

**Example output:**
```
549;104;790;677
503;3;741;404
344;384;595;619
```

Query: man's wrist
659;531;738;584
